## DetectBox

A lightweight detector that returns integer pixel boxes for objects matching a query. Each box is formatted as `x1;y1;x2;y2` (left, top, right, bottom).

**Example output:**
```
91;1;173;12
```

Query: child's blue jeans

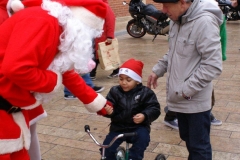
101;127;150;160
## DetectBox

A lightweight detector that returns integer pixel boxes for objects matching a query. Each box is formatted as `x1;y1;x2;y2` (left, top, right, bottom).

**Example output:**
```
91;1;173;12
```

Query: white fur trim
0;131;23;154
69;7;104;30
29;110;47;126
52;71;62;92
119;68;142;83
6;0;13;16
0;112;30;154
85;93;107;113
13;112;31;150
10;0;24;13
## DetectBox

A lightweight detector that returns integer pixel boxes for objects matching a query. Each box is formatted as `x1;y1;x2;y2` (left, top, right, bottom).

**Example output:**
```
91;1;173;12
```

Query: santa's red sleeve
62;70;107;113
105;5;115;39
0;9;8;25
1;14;59;94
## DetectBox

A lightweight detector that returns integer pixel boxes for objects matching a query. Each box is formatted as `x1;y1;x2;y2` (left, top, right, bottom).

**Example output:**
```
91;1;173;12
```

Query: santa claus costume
0;0;110;159
0;1;50;160
0;0;9;24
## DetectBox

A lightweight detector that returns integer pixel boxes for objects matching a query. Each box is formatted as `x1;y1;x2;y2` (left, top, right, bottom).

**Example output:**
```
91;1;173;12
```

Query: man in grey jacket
147;0;223;159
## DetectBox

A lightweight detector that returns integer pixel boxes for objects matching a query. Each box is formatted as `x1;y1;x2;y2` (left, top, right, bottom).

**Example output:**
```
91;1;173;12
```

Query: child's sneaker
93;86;105;93
107;72;118;79
211;117;222;126
64;95;77;100
164;119;179;130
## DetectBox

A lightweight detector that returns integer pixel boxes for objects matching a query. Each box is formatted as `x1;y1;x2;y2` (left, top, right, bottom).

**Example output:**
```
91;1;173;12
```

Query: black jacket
106;83;160;132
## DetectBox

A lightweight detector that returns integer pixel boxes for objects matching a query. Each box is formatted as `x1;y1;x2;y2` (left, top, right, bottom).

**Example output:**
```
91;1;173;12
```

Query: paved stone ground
40;18;240;160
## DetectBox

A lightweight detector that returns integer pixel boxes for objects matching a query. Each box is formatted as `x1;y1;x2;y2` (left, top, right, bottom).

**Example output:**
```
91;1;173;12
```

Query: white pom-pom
11;0;24;12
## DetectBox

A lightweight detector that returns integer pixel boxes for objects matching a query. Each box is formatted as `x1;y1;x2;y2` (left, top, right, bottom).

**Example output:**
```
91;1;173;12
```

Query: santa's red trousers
0;148;29;160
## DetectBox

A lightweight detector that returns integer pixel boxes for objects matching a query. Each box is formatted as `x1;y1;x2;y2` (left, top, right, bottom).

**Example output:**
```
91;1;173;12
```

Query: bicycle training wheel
116;146;125;160
155;154;166;160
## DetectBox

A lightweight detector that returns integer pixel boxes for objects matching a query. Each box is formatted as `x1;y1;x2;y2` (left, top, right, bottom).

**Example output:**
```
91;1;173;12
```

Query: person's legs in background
82;73;104;93
64;87;76;99
163;106;178;130
90;48;119;80
210;89;222;126
107;67;119;79
177;110;212;160
90;52;99;80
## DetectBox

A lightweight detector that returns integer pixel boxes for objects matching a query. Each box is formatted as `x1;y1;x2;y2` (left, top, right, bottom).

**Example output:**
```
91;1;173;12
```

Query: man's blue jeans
101;127;150;160
177;110;212;160
64;73;94;96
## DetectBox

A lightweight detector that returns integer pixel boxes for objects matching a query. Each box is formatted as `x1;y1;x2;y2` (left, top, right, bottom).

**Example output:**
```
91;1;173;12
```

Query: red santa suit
0;0;109;159
94;0;116;59
0;0;9;24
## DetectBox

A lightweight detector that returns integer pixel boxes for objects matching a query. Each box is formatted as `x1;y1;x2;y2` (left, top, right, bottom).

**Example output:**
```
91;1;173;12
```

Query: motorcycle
123;0;170;41
226;6;240;21
218;0;240;21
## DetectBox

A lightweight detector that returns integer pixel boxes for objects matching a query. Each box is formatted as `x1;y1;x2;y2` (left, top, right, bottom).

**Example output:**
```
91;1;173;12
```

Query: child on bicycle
103;58;161;160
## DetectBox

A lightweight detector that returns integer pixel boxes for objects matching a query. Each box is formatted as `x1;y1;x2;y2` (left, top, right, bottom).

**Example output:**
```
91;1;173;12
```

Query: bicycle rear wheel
155;154;166;160
116;146;125;160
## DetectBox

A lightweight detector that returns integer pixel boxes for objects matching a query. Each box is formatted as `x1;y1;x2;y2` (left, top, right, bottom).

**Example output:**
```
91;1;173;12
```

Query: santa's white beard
49;22;102;74
42;0;103;74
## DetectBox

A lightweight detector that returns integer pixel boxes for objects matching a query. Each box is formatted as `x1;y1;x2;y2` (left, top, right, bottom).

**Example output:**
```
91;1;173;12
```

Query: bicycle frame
84;125;136;160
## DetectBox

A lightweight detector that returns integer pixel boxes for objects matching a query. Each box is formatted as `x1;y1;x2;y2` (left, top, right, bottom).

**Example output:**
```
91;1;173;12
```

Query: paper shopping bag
98;38;121;70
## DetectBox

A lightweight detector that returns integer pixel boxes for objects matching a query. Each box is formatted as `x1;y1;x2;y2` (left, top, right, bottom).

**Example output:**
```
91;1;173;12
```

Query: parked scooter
123;0;169;41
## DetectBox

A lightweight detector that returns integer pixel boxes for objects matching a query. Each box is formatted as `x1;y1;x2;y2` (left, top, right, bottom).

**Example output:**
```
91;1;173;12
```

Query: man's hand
106;38;112;44
147;72;158;89
104;104;113;115
232;0;238;7
133;113;145;124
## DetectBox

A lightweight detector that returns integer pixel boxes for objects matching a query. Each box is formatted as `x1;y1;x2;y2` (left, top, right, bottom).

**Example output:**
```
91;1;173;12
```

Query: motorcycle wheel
126;19;146;38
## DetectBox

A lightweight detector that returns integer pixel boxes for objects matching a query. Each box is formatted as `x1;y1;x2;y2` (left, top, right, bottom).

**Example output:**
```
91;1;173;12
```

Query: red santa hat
119;59;144;83
0;0;8;11
0;0;9;24
10;0;107;30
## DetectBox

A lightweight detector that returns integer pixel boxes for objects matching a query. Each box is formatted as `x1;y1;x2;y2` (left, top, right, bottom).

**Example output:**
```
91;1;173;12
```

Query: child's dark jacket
106;84;160;132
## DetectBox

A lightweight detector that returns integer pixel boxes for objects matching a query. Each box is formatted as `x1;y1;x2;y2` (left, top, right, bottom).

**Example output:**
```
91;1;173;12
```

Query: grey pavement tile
211;136;240;154
41;145;100;160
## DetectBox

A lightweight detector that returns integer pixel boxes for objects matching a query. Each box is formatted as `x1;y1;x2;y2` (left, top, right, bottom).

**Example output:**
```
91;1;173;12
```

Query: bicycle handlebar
123;132;137;137
84;125;137;149
84;125;90;132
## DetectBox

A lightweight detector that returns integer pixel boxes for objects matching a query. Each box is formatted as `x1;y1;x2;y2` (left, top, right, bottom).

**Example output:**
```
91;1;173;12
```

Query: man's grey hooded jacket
152;0;223;113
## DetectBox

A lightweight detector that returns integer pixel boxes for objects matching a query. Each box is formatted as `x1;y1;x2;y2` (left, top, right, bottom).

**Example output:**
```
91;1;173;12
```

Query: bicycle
84;125;166;160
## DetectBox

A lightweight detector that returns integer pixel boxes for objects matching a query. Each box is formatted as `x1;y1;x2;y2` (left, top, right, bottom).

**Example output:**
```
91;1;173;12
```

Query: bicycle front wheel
116;146;125;160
